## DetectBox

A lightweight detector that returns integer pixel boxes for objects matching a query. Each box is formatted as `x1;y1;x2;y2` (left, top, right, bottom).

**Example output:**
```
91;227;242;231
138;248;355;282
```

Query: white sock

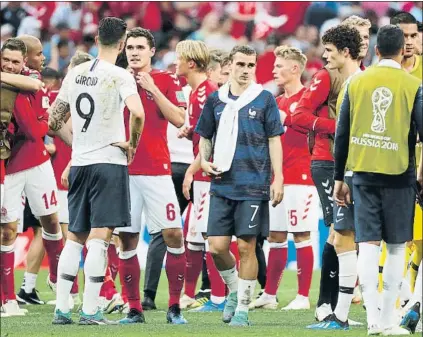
380;243;405;329
357;243;380;327
236;278;256;313
412;265;422;307
82;239;109;315
219;266;238;293
334;250;357;322
23;272;38;293
55;240;83;313
210;295;225;304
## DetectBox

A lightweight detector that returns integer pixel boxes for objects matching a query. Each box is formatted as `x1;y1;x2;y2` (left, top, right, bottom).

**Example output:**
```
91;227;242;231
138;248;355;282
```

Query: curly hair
322;25;361;60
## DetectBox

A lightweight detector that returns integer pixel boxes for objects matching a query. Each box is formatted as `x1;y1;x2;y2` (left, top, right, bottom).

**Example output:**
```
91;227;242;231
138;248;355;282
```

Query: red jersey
48;90;71;191
6;92;50;175
126;69;186;176
189;79;218;182
277;88;313;185
0;160;5;184
290;69;336;161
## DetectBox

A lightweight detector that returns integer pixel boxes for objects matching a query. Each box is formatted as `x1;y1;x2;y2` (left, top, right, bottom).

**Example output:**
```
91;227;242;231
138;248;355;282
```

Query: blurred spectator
272;2;310;35
1;2;28;35
41;66;61;90
22;2;56;31
304;2;339;29
50;2;82;30
255;35;279;95
1;23;14;48
205;14;238;52
17;15;41;38
187;12;220;41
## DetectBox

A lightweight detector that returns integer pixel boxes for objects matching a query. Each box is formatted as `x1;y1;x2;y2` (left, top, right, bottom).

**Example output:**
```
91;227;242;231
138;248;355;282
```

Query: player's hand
201;160;221;177
61;165;70;189
183;172;194;200
177;125;193;139
136;72;156;93
112;141;136;165
334;180;351;207
270;177;284;207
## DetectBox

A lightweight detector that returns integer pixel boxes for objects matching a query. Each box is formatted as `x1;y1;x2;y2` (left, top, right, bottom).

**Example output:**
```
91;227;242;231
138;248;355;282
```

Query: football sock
0;244;16;300
119;249;142;312
184;244;203;298
296;240;314;297
166;246;186;307
236;278;256;313
317;242;338;308
219;265;238;294
206;252;226;300
42;229;64;284
264;242;287;296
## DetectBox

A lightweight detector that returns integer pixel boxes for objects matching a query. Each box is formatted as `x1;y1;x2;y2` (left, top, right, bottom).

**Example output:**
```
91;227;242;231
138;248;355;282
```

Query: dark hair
418;21;423;33
229;45;257;62
41;67;61;80
57;39;69;50
377;24;405;58
115;50;128;69
126;27;156;49
98;17;127;47
322;25;361;60
1;38;27;56
390;11;417;25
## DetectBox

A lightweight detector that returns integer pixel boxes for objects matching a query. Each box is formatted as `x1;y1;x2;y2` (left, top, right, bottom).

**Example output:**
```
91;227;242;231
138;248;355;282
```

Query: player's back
62;59;137;166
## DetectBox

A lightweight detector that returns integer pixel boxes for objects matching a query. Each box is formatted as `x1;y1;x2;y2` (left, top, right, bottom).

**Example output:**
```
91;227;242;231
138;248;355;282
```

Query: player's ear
374;45;380;58
95;35;99;47
150;47;156;58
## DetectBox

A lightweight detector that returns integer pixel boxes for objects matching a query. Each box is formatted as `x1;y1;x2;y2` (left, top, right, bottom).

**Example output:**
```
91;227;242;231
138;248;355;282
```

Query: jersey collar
377;59;401;69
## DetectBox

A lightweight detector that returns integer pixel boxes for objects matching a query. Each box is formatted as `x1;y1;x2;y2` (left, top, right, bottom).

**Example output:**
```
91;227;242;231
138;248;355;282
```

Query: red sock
206;252;226;297
0;248;16;300
119;253;142;312
100;266;117;300
264;243;288;296
42;231;64;284
184;247;203;298
108;244;119;281
296;240;314;297
229;241;240;270
166;249;186;307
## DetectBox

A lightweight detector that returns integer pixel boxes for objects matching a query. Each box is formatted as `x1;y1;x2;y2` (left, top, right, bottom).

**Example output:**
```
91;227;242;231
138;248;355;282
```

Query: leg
264;231;288;299
293;232;314;305
0;222;19;302
255;236;267;291
143;232;166;303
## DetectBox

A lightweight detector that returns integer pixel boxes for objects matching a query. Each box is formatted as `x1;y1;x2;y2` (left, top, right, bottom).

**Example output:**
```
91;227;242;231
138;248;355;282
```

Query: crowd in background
1;1;422;92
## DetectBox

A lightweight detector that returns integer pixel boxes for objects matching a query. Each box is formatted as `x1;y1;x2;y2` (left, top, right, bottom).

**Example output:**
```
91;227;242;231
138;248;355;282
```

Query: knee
237;239;256;259
40;214;60;232
208;239;227;257
333;230;355;254
268;231;287;243
163;228;183;248
119;232;139;252
1;224;18;245
293;231;310;243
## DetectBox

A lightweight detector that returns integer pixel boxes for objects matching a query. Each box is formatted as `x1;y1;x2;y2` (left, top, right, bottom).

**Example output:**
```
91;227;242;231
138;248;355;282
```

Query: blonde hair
341;15;371;29
176;40;210;72
69;51;94;69
274;45;307;71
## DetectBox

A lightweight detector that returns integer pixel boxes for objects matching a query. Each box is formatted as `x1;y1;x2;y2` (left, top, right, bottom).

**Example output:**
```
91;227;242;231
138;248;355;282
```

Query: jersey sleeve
264;92;284;137
195;93;217;140
291;70;334;133
119;70;138;102
165;72;187;108
14;94;49;140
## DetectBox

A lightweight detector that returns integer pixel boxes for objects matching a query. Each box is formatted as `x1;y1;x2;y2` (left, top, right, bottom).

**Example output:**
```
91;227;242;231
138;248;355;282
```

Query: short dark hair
98;17;127;47
41;67;61;80
1;38;27;56
126;27;155;49
418;21;423;32
390;11;417;25
377;24;405;58
229;45;257;62
57;39;69;50
322;25;361;60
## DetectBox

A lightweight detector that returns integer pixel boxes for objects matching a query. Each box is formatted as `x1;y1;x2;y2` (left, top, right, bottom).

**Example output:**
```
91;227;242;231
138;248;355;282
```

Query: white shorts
1;161;59;223
0;184;4;208
117;175;181;234
269;185;319;233
186;181;211;244
57;190;69;224
16;194;26;233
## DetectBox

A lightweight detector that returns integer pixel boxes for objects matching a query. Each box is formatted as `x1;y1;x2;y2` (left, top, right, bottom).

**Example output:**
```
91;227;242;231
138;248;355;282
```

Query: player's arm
125;94;145;150
183;154;201;200
14;94;49;140
48;98;73;146
136;72;185;127
291;70;336;134
1;72;44;92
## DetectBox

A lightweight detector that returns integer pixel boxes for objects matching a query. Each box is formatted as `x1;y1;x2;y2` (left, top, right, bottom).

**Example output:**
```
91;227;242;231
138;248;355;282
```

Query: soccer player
49;17;145;325
1;38;63;317
333;24;423;336
174;41;222;311
117;27;187;325
290;16;371;322
303;24;364;330
196;45;284;326
250;45;319;311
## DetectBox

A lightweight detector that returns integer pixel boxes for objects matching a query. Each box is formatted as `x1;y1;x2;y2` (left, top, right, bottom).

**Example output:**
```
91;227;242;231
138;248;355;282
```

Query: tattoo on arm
129;113;143;148
48;99;70;131
200;138;212;162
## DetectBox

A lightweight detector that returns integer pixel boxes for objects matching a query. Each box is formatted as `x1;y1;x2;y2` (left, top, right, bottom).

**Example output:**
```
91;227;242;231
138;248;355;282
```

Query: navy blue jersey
195;89;284;200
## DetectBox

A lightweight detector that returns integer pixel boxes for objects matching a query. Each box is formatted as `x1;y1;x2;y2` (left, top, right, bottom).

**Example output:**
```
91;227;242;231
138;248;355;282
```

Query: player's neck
187;72;208;91
230;80;251;96
97;49;118;65
340;60;359;78
133;64;152;75
283;79;303;98
402;54;416;72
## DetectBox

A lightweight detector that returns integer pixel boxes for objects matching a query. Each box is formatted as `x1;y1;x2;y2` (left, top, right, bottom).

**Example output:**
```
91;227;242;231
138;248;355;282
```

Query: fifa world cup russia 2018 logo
371;87;393;133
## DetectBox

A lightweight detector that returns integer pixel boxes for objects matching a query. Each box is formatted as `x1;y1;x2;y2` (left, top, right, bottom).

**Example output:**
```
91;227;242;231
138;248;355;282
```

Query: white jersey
57;59;138;166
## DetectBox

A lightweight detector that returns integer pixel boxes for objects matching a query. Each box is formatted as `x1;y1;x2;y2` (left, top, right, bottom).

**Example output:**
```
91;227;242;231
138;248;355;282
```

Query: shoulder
314;68;331;82
202;80;218;93
21;67;42;80
152;69;179;84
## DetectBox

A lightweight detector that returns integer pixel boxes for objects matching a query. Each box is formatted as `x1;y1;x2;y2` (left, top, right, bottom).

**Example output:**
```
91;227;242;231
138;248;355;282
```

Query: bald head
17;35;45;72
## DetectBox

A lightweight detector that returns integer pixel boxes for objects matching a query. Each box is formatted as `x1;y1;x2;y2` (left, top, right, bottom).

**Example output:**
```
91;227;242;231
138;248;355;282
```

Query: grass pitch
1;269;368;337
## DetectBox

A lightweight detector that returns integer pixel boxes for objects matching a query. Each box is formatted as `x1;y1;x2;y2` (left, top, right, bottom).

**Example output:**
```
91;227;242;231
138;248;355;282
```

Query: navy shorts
334;175;355;232
68;164;131;233
207;195;269;238
353;184;415;244
311;160;334;227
